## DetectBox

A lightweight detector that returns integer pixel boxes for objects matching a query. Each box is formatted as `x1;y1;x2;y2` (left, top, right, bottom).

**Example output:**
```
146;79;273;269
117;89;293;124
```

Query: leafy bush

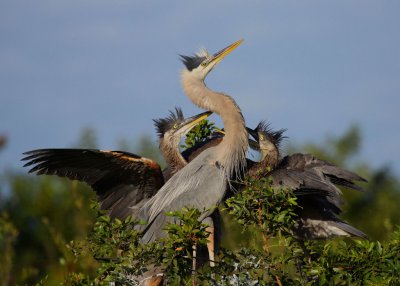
63;177;400;285
183;120;216;149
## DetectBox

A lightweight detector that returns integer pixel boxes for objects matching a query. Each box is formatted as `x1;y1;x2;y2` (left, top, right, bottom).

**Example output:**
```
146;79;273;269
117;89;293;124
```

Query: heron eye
173;123;178;129
259;135;264;141
201;62;207;67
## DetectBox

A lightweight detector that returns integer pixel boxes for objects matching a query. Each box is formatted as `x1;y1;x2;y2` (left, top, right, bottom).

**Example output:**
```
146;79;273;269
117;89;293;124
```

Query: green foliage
63;178;400;285
183;119;216;149
162;208;210;282
0;212;18;286
64;207;148;285
2;175;97;285
63;207;213;285
218;179;400;285
226;177;298;238
298;235;400;285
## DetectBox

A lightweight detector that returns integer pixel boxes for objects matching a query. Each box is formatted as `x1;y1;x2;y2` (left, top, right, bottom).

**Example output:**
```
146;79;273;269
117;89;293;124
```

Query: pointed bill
179;111;213;134
210;39;244;65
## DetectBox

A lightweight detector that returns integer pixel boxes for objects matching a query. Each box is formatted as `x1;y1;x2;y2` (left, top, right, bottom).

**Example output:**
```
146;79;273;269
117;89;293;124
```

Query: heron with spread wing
22;109;211;220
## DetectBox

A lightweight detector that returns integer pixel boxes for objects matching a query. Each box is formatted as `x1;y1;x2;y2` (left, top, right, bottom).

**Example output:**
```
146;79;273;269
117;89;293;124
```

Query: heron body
247;121;367;239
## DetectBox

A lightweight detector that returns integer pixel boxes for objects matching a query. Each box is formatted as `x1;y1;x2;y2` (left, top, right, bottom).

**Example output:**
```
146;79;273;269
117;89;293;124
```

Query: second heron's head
180;39;243;81
154;108;212;148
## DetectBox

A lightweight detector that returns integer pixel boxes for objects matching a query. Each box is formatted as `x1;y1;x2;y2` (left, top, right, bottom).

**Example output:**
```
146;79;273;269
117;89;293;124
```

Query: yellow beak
210;39;244;65
179;111;212;134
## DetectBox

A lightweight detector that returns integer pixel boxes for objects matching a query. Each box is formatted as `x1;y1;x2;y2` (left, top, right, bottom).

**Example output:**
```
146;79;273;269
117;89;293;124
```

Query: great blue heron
22;109;211;220
247;121;367;239
154;108;212;181
138;40;248;273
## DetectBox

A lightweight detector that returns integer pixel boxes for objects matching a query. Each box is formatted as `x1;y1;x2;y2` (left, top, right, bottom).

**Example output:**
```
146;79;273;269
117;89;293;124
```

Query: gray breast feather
138;149;227;243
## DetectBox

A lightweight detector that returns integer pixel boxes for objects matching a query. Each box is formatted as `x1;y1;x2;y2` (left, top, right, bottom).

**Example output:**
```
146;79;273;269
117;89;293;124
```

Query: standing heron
138;39;248;272
22;109;211;220
247;121;367;239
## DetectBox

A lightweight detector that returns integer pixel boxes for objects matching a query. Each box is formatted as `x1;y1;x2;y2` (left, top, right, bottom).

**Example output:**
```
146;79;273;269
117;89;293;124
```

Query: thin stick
192;242;197;286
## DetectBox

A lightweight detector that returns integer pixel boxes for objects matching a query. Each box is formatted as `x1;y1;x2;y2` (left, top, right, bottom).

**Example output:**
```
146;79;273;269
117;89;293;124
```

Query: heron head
247;122;286;159
180;39;243;80
154;108;212;143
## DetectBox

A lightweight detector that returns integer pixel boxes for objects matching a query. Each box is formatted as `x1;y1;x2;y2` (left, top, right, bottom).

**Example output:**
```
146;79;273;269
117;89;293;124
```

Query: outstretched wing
22;149;164;219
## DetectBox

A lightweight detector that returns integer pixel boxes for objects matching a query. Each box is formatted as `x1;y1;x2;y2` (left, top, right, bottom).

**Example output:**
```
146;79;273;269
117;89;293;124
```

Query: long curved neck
181;70;248;177
159;138;187;176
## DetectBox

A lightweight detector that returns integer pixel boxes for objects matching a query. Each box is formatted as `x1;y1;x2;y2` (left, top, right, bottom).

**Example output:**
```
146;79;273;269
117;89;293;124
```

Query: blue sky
1;1;399;177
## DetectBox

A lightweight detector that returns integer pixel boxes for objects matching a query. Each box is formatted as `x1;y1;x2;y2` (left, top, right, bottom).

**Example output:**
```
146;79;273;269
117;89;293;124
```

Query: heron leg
206;226;215;267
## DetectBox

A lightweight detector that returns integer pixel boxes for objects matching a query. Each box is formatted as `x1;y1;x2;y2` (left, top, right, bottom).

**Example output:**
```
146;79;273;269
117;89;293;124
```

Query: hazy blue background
1;1;399;176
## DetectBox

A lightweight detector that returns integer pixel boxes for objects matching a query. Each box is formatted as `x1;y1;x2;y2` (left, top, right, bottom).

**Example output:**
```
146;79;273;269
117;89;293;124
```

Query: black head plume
153;107;185;138
179;54;206;71
255;121;287;148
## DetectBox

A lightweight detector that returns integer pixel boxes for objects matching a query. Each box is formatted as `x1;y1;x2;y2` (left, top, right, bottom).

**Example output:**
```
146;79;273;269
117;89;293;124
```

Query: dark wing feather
265;153;366;239
295;195;367;239
295;218;368;239
270;168;342;195
281;153;367;191
22;149;164;219
269;168;344;209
